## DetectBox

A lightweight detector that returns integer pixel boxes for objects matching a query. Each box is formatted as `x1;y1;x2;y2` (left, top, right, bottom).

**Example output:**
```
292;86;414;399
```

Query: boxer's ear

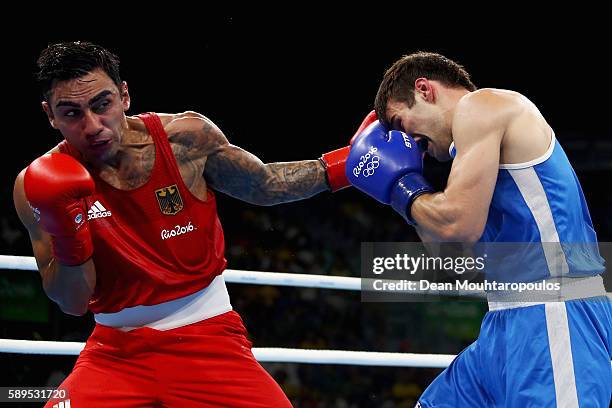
120;81;130;111
414;78;435;103
42;101;57;129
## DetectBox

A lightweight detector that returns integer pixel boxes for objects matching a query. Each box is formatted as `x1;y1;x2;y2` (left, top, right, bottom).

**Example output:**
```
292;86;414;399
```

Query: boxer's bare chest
97;141;209;201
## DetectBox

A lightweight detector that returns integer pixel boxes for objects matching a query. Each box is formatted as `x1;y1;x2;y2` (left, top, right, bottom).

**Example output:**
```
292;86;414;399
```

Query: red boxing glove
350;110;378;145
24;153;95;266
320;110;379;192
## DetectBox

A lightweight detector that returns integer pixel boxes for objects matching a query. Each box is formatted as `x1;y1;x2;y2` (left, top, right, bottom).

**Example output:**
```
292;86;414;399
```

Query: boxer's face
42;68;130;165
385;97;453;162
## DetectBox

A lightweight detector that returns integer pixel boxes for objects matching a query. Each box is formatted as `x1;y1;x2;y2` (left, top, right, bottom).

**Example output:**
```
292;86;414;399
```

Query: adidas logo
52;400;71;408
87;200;112;220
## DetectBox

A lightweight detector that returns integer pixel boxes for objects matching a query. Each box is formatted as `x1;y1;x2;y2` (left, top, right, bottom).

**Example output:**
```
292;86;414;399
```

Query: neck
439;87;471;134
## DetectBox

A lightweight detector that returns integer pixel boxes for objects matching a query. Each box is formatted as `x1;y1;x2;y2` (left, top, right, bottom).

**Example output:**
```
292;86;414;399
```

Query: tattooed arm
170;112;330;205
207;145;329;206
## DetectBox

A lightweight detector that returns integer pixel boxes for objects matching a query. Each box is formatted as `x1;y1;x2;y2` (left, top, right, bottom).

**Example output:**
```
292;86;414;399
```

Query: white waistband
94;275;232;331
487;275;607;311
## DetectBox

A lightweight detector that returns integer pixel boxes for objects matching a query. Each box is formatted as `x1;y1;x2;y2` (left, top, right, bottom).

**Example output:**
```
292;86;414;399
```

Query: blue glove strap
390;173;434;226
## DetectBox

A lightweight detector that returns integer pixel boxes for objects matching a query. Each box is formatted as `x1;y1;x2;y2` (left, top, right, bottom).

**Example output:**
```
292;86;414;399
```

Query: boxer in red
13;41;376;407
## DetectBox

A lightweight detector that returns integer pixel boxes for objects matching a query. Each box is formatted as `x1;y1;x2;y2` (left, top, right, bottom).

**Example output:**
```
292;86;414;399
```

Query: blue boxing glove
346;122;434;225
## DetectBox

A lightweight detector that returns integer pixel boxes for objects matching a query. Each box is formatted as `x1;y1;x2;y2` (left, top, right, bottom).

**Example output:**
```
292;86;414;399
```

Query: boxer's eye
412;134;430;151
64;109;81;118
391;118;403;132
417;138;429;151
93;100;110;113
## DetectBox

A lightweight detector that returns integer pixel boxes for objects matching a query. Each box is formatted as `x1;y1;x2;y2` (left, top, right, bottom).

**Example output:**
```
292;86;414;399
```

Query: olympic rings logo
362;155;380;177
352;146;380;178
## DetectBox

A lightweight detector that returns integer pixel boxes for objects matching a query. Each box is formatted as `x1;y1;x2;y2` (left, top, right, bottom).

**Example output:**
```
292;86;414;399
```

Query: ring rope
0;339;455;368
0;255;484;296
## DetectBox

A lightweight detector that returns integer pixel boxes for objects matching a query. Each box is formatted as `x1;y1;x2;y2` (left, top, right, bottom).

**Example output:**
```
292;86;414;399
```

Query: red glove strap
321;146;351;192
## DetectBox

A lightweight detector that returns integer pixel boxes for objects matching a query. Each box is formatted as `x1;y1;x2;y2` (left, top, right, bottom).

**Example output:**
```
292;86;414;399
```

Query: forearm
208;152;330;205
41;258;96;316
256;160;329;205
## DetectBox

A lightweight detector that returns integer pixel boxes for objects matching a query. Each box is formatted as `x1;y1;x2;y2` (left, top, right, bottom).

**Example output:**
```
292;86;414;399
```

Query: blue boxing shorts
417;291;611;406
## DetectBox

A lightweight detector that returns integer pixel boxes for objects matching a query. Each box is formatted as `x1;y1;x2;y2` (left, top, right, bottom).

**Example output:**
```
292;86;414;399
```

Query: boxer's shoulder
164;112;227;158
163;111;210;131
453;88;528;135
454;89;551;164
457;89;530;118
127;111;210;134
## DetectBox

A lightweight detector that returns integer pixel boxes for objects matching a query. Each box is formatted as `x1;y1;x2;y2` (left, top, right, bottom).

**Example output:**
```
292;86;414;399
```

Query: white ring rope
1;255;362;289
0;339;455;368
0;255;37;270
0;255;485;297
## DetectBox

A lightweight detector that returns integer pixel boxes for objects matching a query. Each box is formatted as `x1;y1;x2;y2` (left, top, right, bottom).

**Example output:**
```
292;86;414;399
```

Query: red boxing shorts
45;311;292;407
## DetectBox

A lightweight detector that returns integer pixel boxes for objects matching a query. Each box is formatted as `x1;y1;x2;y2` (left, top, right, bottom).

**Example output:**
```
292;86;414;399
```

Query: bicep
444;127;501;232
169;113;270;202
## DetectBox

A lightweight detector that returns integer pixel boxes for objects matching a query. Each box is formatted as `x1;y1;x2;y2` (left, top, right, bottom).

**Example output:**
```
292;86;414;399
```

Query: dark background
0;13;610;407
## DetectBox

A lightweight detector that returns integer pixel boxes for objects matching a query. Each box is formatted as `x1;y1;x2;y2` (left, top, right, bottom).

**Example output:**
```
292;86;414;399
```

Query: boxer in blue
348;52;612;407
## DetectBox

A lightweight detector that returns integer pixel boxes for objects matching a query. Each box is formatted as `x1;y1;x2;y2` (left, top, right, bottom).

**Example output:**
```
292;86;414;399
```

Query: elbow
44;286;90;316
59;302;89;316
455;231;483;245
249;184;284;206
250;195;275;206
437;221;484;244
430;202;485;243
246;195;276;206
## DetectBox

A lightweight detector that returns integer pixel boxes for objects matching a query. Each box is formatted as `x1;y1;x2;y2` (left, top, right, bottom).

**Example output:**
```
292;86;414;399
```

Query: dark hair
36;41;122;102
374;52;477;126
